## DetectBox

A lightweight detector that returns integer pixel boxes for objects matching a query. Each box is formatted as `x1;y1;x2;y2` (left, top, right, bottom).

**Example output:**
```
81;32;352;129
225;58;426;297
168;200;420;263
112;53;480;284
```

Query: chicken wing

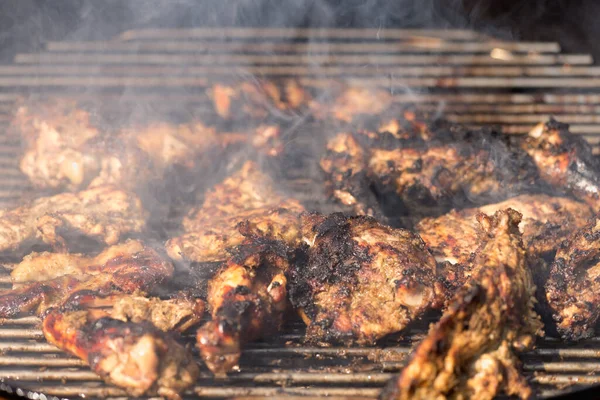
166;161;304;263
196;235;292;375
381;209;543;400
0;185;146;254
544;216;600;340
288;212;439;345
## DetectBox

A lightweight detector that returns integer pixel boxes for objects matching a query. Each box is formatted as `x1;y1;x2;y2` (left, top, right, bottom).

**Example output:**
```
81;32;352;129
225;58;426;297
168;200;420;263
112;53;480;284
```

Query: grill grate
0;28;600;399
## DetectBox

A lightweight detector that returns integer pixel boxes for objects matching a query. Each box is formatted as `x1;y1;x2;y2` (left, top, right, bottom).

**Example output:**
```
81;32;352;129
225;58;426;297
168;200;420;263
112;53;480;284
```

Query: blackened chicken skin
196;234;291;375
521;120;600;210
0;185;146;253
166;161;304;264
544;216;600;340
0;240;173;318
382;210;543;400
43;310;199;400
288;212;439;345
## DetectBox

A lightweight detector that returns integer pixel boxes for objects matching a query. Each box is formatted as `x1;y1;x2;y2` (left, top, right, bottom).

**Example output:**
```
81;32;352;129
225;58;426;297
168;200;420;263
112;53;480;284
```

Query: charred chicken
382;209;543;400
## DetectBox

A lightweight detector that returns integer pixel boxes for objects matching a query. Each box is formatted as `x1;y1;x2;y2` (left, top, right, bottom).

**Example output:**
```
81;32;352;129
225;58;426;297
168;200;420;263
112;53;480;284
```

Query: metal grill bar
116;27;487;41
15;53;591;66
43;40;562;54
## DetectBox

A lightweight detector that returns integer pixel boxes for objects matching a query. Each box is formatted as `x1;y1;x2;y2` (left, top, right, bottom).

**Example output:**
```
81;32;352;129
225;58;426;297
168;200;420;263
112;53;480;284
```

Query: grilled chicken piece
311;86;393;123
166;161;304;263
196;235;292;374
288;212;439;345
0;240;173;318
209;80;310;120
382;209;543;400
10;100;242;193
321;113;538;220
544;216;600;340
521;120;600;209
319;133;383;218
417;194;593;267
43;310;199;399
367;125;538;218
0;185;146;253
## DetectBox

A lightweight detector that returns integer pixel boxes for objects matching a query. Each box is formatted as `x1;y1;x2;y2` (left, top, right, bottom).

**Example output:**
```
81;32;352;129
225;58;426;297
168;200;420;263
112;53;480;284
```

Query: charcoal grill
0;28;600;399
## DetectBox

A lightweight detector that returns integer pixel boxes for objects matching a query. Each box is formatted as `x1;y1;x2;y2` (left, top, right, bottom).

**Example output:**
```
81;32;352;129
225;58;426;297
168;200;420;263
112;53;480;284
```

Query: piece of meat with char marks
0;186;146;254
196;232;293;375
521;120;600;210
381;209;543;400
288;212;440;345
166;161;304;264
0;240;172;318
544;216;600;340
43;309;199;400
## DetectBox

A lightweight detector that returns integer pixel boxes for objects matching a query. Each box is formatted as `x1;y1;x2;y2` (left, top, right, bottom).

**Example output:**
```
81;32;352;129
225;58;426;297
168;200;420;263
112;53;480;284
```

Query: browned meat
319;133;383;218
10;100;248;194
0;185;146;253
0;240;173;318
43;309;199;399
521;120;600;210
209;80;311;120
311;86;393;123
544;216;600;340
320;113;539;220
166;161;304;263
417;194;593;267
381;210;543;400
196;234;292;375
288;212;439;345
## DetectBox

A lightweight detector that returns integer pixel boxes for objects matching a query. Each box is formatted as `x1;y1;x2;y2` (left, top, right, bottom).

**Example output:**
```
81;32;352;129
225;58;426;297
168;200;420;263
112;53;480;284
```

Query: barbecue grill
0;27;600;399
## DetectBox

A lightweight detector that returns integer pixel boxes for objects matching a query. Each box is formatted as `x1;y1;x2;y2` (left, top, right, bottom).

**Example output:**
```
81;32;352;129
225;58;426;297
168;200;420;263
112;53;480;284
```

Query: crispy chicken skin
0;185;146;253
166;161;304;263
288;212;439;345
43;310;199;400
544;216;600;340
417;194;593;267
521;120;600;209
197;234;292;375
0;240;173;318
381;210;543;400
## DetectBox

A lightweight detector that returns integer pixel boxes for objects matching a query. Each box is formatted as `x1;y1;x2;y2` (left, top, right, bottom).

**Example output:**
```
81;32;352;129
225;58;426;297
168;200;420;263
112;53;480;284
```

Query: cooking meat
0;240;172;318
320;112;539;220
43;309;199;399
319;133;384;218
367;123;538;218
521;120;600;209
209;80;310;120
196;233;292;374
288;212;440;345
166;161;304;263
417;194;593;267
0;185;146;254
544;216;600;340
10;100;244;193
381;209;543;400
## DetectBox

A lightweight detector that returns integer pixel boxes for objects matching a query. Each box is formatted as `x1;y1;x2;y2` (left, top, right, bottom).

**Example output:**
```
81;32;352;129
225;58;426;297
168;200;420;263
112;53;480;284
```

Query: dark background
0;0;599;62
